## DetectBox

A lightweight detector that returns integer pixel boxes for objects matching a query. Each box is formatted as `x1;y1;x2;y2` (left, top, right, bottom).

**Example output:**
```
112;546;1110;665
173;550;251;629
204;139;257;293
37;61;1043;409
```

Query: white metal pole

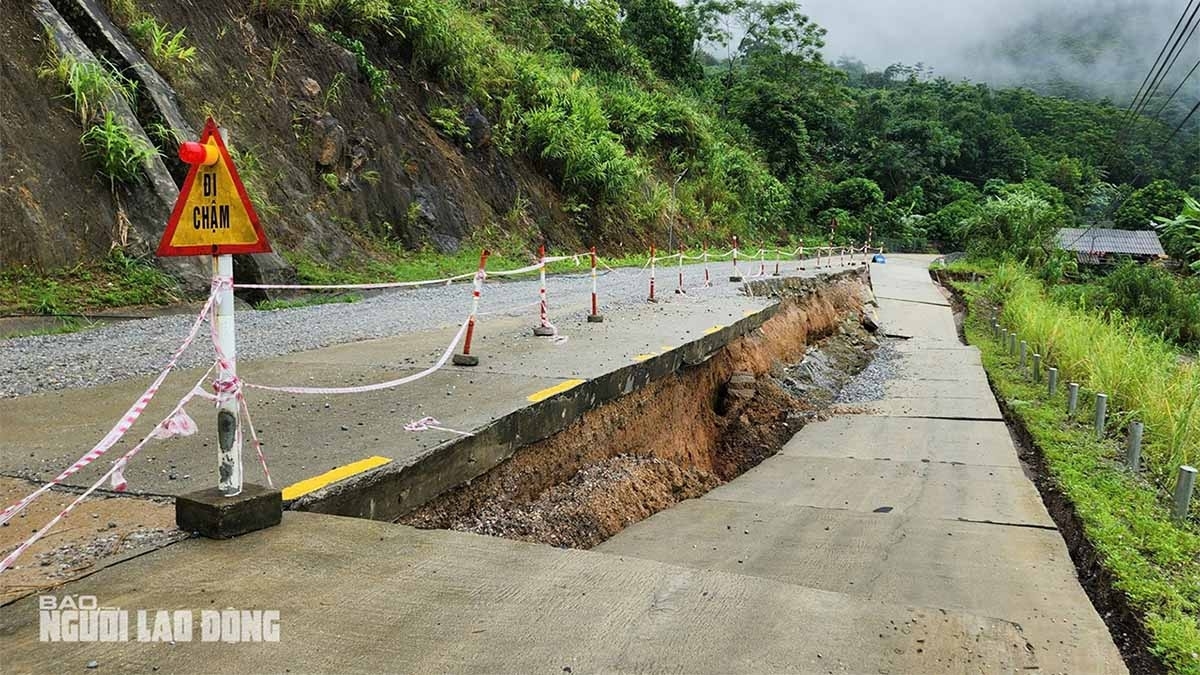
214;253;242;496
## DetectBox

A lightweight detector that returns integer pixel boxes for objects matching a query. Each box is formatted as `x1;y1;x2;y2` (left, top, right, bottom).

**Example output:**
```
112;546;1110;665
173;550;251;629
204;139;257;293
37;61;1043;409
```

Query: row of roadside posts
990;316;1197;522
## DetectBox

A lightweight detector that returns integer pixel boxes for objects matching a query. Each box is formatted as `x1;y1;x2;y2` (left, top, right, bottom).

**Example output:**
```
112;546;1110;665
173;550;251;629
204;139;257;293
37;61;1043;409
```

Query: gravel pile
2;262;745;397
834;337;901;404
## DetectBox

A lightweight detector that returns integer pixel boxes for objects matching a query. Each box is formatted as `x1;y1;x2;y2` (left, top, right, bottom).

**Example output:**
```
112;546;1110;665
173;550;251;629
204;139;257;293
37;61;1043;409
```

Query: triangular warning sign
157;118;271;257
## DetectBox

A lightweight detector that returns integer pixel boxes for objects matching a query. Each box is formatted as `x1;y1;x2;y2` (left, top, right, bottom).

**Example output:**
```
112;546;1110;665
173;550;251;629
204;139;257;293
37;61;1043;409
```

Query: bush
963;184;1070;264
1098;262;1200;348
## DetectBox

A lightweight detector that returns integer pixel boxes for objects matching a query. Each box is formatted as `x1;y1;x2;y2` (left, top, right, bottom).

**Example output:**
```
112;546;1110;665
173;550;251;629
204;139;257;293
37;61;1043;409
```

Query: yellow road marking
634;353;657;362
660;345;673;352
527;378;585;403
743;309;756;317
704;324;725;335
281;456;392;501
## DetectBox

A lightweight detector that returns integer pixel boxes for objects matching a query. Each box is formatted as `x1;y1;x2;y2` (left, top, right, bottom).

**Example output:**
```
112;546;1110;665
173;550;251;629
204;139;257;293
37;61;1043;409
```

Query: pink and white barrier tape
0;281;224;528
0;366;215;573
243;316;470;395
404;417;474;437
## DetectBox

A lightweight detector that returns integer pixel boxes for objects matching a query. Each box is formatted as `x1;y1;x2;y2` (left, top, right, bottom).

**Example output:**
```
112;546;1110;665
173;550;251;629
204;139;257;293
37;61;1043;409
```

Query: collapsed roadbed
296;270;877;546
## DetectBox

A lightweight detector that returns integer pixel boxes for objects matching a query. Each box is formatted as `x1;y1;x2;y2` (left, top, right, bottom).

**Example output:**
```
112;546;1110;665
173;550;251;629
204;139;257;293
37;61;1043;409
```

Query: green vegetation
1157;195;1200;273
127;15;197;76
428;106;469;142
39;52;136;125
0;251;181;315
957;278;1200;673
255;293;363;311
80;111;158;184
309;23;391;107
975;264;1199;493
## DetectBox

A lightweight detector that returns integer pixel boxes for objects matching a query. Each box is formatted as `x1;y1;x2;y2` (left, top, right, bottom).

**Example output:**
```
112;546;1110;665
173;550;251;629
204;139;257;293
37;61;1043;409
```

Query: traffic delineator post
675;245;686;294
730;236;743;282
587;246;604;323
533;244;555;337
773;246;781;276
757;248;766;277
703;245;712;287
797;245;806;271
453;249;490;366
647;244;658;303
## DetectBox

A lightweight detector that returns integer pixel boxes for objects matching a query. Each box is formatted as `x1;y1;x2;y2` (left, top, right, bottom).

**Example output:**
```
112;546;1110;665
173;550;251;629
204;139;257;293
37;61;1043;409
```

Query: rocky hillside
2;0;615;289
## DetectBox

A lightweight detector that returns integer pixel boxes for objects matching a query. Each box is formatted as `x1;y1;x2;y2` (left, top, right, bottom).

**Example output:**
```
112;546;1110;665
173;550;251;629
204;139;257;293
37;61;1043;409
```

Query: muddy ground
0;477;184;605
403;281;878;548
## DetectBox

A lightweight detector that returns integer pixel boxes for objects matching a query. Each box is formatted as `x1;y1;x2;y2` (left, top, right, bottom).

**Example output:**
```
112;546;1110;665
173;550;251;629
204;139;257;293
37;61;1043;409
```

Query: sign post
158;118;270;500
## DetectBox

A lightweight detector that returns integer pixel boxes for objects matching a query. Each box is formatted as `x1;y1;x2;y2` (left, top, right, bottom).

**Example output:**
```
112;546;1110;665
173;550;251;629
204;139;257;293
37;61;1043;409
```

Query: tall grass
39;52;136;124
986;263;1200;490
127;16;197;76
80;111;158;184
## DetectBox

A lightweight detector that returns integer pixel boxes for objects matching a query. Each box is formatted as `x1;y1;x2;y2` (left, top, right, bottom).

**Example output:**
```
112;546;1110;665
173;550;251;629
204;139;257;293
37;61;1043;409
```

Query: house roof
1055;228;1165;257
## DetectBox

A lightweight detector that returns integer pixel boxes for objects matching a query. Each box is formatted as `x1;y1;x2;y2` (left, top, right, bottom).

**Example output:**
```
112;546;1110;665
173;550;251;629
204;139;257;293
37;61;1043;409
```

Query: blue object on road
872;254;887;263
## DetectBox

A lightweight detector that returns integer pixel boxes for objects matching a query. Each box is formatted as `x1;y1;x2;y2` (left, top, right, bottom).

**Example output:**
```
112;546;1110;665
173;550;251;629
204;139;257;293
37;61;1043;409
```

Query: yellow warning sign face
157;118;270;257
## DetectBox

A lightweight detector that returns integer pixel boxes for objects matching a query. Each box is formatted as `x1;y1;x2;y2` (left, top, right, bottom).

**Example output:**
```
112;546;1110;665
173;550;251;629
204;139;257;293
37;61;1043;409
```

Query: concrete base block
532;326;555;337
452;353;479;366
587;314;605;323
176;484;281;539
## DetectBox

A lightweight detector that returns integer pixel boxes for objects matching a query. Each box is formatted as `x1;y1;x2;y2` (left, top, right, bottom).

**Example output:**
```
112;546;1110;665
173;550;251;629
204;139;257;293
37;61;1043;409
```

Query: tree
686;0;825;70
1114;179;1188;230
620;0;701;81
827;177;884;213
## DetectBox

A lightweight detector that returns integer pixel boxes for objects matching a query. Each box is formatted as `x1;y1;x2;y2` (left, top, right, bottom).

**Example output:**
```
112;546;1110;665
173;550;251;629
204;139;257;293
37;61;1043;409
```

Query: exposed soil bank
402;278;877;548
930;269;1164;675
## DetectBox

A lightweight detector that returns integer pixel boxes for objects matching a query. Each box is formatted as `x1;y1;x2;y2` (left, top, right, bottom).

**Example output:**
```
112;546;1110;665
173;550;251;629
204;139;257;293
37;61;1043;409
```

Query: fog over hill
805;0;1197;113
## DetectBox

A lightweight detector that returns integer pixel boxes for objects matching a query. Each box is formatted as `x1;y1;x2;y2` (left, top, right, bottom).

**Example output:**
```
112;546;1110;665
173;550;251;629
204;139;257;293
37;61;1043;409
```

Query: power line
1130;14;1200;121
1153;57;1200;120
1164;97;1200;145
1121;0;1198;129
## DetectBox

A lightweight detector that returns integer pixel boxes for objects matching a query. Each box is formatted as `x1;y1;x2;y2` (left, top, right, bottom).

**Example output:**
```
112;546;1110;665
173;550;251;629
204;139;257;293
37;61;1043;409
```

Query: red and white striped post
828;217;837;269
757;248;766;277
453;249;490;366
647;243;658;303
675;245;686;294
703;245;712;287
533;244;555;337
587;246;604;323
773;245;781;276
730;236;743;282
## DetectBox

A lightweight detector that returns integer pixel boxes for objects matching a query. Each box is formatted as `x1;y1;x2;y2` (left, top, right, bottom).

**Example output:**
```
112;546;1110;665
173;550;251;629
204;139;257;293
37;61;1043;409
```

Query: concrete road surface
0;255;1127;673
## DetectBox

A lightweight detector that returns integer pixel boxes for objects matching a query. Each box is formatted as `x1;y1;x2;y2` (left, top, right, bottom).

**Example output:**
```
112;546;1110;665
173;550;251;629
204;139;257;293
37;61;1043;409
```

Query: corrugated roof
1056;228;1165;256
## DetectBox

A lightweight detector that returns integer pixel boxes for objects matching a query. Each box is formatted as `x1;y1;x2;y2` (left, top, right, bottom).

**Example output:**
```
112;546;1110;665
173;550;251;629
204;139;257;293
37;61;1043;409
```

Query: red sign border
156;118;272;257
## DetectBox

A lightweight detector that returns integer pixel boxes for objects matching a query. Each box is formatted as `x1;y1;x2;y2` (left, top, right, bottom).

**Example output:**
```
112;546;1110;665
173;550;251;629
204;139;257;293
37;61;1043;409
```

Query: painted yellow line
527;378;585;403
281;456;392;501
660;345;673;352
703;324;725;335
634;353;657;362
743;309;756;317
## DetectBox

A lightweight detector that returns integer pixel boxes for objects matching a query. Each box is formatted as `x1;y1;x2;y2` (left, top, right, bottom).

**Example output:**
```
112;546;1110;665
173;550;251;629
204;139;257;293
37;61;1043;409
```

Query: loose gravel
1;263;749;397
834;337;901;404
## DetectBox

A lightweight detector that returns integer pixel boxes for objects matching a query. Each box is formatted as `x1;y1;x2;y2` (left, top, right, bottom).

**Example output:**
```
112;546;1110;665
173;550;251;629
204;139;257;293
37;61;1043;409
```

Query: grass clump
127;15;197;76
959;284;1200;674
81;111;158;184
39;52;136;125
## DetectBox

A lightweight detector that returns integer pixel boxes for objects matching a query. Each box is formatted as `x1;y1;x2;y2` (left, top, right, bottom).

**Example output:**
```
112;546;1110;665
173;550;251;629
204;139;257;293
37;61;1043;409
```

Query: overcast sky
797;0;1192;98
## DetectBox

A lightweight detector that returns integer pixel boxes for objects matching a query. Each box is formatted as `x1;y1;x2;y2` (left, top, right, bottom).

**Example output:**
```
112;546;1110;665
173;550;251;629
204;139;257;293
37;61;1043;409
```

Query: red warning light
178;140;219;166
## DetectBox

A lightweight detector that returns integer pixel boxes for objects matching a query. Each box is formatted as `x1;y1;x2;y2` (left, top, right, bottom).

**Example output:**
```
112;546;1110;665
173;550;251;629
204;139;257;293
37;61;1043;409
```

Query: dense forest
281;0;1198;256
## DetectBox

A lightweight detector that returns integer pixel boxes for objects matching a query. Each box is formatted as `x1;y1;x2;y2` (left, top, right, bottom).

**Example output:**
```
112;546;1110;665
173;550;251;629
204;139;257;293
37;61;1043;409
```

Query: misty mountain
808;0;1197;120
